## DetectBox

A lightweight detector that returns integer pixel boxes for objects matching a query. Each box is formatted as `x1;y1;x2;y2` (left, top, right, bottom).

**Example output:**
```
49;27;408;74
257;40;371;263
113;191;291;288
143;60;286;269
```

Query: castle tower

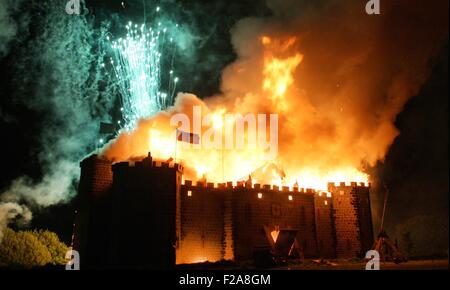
73;154;113;269
328;182;374;258
74;153;183;269
110;154;183;269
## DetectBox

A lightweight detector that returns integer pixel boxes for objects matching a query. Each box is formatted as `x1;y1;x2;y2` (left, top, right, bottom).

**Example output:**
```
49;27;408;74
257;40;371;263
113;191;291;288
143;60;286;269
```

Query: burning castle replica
73;152;374;269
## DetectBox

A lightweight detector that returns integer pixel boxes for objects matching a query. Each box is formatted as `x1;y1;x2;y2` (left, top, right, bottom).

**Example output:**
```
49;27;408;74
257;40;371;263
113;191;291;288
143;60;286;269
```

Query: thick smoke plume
0;0;202;240
0;0;115;240
219;0;448;175
102;0;448;189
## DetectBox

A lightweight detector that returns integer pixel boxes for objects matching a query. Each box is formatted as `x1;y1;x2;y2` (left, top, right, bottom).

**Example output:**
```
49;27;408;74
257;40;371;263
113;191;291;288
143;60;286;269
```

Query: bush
0;228;69;269
32;229;70;266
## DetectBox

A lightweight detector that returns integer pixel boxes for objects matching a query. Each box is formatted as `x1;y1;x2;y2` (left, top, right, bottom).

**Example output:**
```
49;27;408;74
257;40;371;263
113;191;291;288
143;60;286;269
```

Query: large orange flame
102;34;369;191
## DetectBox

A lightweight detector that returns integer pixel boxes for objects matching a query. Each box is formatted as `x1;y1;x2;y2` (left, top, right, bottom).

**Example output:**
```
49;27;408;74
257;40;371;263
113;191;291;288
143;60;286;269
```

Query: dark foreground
0;259;447;270
279;259;449;270
176;258;449;271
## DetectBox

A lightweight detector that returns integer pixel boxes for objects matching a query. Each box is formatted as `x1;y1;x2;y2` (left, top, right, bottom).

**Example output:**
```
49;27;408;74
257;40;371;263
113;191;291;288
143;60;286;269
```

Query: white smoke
0;161;77;242
1;160;79;207
0;202;32;242
0;0;29;241
0;0;114;239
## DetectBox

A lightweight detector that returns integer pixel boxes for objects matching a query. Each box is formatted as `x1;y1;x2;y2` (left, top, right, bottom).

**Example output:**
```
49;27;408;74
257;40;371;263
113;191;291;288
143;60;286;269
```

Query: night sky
0;0;448;255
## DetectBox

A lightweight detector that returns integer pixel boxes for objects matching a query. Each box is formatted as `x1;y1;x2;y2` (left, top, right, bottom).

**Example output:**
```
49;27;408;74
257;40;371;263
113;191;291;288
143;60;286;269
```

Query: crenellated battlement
114;161;184;171
112;152;184;173
327;181;371;188
182;180;317;195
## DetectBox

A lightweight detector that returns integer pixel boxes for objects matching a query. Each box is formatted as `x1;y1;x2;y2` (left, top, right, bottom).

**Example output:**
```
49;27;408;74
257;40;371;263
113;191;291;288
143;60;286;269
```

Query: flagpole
222;124;225;183
175;129;178;163
222;142;224;183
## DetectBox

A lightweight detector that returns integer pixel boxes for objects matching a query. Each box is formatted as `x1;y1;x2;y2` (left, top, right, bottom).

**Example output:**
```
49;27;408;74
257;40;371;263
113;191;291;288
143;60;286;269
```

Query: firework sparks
109;20;179;131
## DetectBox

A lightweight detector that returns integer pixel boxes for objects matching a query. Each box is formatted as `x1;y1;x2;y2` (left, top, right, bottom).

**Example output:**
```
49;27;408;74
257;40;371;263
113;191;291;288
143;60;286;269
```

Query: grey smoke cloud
0;202;32;241
220;0;448;171
0;0;115;238
0;0;25;57
1;160;79;207
0;0;206;237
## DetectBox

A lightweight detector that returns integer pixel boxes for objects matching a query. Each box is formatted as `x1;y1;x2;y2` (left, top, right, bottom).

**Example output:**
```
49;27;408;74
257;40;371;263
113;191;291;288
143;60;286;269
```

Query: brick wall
328;182;373;258
177;181;225;264
314;192;336;258
230;185;317;261
177;182;319;263
223;187;234;261
75;154;374;267
354;185;374;255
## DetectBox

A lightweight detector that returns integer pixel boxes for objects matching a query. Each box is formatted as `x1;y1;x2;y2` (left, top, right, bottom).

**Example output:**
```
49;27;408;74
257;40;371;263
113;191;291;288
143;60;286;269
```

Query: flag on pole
176;129;200;144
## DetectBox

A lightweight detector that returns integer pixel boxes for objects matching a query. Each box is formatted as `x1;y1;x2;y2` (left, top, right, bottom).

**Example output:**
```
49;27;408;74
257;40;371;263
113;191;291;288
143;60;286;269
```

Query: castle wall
328;182;373;258
223;188;234;261
75;154;374;268
177;181;225;264
353;185;374;254
177;182;319;263
225;183;316;260
314;192;336;258
230;184;317;261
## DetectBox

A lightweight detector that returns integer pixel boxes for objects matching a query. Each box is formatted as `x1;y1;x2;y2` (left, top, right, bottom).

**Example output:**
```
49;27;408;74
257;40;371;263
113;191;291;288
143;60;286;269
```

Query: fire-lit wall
328;182;374;258
75;154;374;268
178;182;319;263
314;192;336;258
177;181;225;264
230;185;318;260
